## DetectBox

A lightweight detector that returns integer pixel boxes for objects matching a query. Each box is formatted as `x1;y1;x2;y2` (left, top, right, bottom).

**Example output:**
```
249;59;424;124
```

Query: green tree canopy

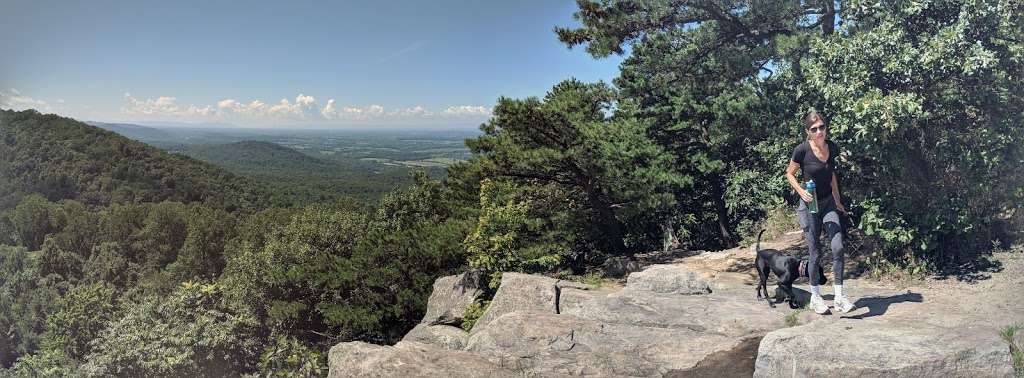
464;79;687;262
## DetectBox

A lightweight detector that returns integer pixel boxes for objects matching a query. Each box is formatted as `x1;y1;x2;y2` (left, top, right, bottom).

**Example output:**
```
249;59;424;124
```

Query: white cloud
186;105;213;116
321;99;337;119
246;100;268;115
113;92;493;125
330;104;386;121
443;105;492;117
295;94;315;107
0;88;54;112
267;94;319;119
388;105;432;118
122;93;182;115
217;98;240;110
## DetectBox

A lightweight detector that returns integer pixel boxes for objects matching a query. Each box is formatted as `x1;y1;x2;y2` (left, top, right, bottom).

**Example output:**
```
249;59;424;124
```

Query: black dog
754;230;826;308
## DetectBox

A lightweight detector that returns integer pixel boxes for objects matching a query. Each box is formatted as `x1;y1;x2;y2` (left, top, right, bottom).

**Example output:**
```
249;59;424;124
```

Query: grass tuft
1001;324;1024;377
783;303;810;327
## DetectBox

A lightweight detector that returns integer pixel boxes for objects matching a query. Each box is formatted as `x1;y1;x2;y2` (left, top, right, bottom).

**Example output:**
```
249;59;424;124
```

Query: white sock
834;284;843;299
810;285;821;298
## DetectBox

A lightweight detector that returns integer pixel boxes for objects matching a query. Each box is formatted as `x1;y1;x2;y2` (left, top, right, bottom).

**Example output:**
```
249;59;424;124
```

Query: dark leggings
798;196;844;286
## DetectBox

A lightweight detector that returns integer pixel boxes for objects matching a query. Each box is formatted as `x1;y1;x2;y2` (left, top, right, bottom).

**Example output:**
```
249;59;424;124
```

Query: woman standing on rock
784;110;855;314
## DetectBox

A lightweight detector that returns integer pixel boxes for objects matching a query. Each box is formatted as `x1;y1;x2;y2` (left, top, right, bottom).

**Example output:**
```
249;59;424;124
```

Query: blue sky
0;0;623;127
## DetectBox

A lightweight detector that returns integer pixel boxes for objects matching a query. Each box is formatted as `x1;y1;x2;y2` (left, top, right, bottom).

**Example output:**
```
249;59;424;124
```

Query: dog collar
799;260;808;277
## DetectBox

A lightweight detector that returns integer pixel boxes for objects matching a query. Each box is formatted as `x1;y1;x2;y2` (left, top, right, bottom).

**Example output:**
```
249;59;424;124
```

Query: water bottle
805;180;819;213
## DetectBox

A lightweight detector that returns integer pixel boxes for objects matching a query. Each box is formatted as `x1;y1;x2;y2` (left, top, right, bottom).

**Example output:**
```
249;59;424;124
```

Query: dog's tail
756;229;766;253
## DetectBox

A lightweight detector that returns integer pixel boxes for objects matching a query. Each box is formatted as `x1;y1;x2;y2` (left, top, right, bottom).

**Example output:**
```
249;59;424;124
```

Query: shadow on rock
933;254;1003;284
843;291;923;320
723;257;757;273
772;287;811;308
637;248;702;265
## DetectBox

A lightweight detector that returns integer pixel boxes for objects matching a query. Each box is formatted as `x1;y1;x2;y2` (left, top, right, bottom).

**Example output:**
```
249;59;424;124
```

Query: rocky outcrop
401;324;469;351
754;319;1014;377
558;286;598;314
455;266;777;376
329;264;779;377
469;273;559;332
564;290;781;336
468;273;593;332
328;341;517;378
624;264;711;295
420;270;486;326
465;311;763;377
328;235;1024;377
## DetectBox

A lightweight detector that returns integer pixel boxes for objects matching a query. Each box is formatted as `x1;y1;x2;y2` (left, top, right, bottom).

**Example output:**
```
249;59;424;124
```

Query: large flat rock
465;311;761;377
565;290;784;338
754;319;1015;377
328;341;517;378
329;245;1024;378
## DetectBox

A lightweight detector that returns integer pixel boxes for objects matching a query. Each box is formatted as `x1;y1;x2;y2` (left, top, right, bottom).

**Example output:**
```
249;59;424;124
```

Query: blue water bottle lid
806;179;815;189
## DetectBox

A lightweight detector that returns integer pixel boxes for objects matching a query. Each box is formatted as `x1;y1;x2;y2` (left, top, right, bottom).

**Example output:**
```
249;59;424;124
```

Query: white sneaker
809;294;829;314
833;295;856;313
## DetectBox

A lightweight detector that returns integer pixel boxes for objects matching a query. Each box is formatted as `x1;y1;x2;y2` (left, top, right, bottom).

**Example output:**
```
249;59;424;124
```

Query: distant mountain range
87;122;177;142
87;121;251;145
84;119;468;204
130;120;239;129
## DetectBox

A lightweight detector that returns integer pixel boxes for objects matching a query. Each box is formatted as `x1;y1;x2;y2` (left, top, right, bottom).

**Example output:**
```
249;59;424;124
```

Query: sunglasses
807;125;826;133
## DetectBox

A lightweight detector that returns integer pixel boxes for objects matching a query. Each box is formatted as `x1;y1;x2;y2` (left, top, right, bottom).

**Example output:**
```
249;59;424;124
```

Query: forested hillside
0;110;266;213
0;110;475;375
182;141;330;172
178;141;418;204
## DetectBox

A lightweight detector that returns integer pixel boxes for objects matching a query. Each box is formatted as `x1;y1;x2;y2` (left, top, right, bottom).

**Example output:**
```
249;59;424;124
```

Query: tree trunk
821;0;836;36
584;180;627;255
713;178;734;248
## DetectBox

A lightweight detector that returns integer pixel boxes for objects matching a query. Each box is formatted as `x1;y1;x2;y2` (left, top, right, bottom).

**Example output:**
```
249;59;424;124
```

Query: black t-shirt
791;140;837;200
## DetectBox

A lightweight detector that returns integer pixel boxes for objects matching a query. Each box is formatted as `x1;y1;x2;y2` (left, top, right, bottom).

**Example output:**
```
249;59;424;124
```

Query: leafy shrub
257;335;327;377
82;282;261;377
460;300;491;332
465;180;563;287
804;0;1024;268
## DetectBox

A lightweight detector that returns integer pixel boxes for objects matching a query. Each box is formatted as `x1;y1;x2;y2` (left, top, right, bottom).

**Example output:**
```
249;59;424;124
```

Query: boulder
754;319;1015;377
469;273;558;332
328;341;517;378
603;256;643;278
625;264;711;295
421;269;486;326
401;323;469;350
565;290;783;337
465;311;762;377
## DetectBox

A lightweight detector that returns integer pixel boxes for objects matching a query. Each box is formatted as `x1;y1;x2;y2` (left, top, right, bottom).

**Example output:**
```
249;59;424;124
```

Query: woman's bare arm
831;172;846;212
786;161;812;203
